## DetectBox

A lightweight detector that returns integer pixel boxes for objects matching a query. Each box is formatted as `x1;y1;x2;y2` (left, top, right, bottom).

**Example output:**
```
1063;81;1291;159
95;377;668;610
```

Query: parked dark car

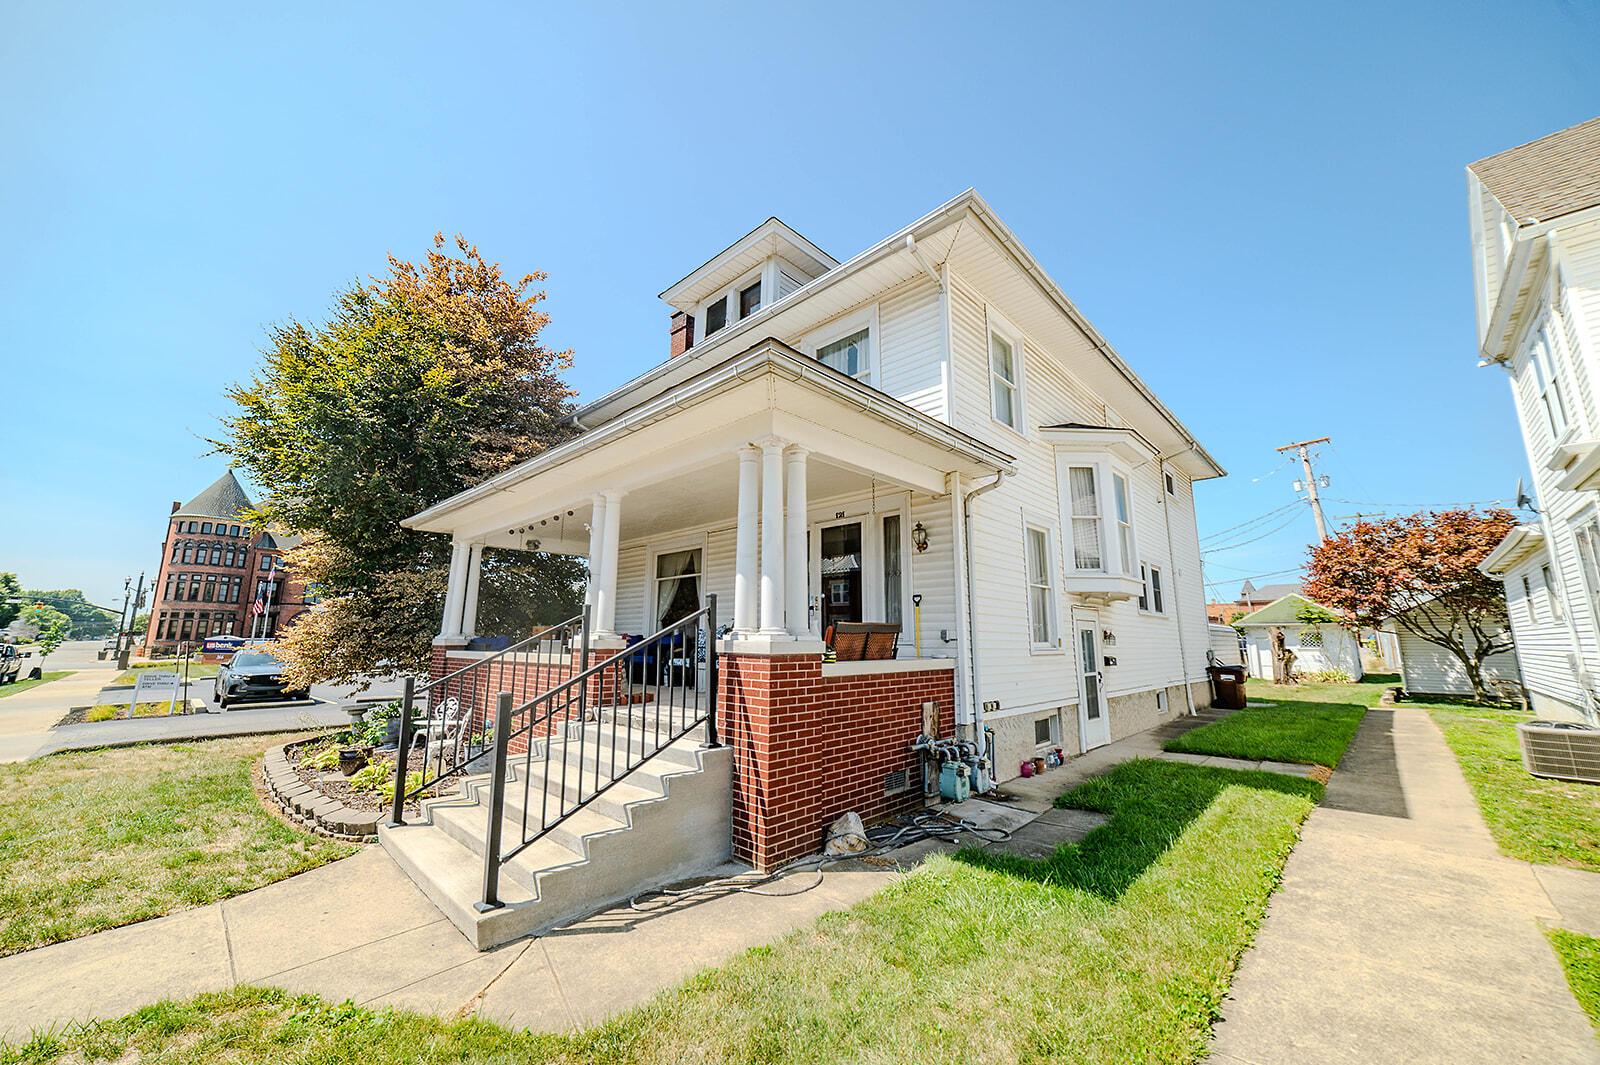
0;645;33;685
213;648;309;708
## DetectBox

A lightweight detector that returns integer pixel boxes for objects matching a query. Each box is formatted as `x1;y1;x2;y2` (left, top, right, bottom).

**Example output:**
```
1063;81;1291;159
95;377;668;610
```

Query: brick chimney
171;501;181;513
669;311;695;358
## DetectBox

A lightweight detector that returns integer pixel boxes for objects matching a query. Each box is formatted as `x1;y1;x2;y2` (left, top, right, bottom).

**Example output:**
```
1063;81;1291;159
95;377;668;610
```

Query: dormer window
739;280;762;319
704;297;727;337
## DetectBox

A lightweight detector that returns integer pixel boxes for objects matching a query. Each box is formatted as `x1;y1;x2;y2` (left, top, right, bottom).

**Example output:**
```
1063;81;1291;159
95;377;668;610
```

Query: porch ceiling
407;341;1013;546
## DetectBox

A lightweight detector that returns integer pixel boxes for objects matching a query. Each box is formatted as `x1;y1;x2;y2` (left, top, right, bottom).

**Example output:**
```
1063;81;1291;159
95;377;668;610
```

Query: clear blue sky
2;1;1596;611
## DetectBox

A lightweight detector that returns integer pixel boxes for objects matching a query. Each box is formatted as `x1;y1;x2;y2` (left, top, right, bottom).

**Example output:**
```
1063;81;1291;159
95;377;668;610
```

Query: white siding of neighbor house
944;270;1209;726
1496;217;1600;717
1208;623;1244;666
1389;609;1520;697
1242;625;1361;680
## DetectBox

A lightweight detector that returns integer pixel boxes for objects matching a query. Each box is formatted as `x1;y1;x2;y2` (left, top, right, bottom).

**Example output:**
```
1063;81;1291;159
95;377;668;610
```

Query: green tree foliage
22;603;70;662
219;234;582;685
23;589;117;638
0;572;20;631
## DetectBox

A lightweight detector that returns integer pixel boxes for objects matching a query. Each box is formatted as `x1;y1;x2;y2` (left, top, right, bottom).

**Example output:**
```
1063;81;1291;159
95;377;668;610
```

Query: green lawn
113;661;219;685
1163;677;1376;767
1430;704;1600;872
0;672;72;699
1;759;1321;1064
0;735;354;957
1548;928;1600;1031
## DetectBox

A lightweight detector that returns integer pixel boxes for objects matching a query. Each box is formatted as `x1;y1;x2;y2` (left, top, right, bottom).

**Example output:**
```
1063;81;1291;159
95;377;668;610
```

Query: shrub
1297;669;1352;684
347;759;394;794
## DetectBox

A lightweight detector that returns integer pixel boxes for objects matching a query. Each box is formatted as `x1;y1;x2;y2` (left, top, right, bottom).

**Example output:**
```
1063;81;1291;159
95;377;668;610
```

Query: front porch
400;341;1012;894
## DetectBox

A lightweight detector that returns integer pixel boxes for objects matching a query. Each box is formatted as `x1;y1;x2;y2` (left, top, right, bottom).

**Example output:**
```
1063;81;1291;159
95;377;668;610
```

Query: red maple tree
1305;508;1519;699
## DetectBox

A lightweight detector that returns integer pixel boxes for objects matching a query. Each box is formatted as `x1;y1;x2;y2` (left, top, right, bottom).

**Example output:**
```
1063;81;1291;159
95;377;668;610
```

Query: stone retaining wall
262;739;380;842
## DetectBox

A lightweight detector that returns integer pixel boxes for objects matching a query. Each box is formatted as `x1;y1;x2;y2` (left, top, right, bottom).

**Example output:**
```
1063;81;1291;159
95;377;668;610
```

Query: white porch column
440;539;470;637
460;543;484;637
595;489;624;637
785;446;810;638
585;493;608;619
734;446;760;635
758;437;788;636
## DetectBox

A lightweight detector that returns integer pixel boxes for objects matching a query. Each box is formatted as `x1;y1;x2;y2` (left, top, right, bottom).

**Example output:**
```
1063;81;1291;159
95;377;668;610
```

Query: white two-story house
1470;117;1600;723
383;191;1225;945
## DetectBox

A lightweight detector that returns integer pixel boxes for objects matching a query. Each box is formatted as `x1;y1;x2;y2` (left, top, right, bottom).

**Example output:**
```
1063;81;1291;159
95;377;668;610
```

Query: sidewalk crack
219;900;239;986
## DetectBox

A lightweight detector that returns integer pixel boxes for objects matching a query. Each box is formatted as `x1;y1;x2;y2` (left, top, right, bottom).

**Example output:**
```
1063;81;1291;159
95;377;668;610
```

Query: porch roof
403;338;1015;546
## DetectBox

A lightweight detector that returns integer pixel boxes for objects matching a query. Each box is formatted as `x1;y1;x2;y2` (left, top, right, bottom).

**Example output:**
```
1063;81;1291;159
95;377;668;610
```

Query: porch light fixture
911;522;929;553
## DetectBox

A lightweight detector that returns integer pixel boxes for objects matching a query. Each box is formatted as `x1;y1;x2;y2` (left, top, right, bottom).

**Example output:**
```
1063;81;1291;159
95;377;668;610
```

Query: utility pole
1277;436;1331;542
113;577;133;663
117;572;145;671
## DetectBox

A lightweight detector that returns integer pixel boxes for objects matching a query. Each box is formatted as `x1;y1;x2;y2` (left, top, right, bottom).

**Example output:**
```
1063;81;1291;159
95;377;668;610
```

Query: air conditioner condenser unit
1517;720;1600;784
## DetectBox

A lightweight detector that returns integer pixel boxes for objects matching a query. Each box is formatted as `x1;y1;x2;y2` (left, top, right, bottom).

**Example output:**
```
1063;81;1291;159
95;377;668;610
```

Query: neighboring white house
1379;602;1521;698
1233;593;1364;681
1468;117;1600;723
409;191;1225;778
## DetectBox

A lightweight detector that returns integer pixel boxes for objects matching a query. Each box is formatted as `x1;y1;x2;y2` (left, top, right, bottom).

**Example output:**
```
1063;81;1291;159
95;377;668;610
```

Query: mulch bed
283;737;461;818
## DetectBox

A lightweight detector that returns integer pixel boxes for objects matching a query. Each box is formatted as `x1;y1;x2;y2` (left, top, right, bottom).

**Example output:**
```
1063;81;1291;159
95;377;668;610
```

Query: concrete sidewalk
32;701;348;757
0;671;110;762
1209;708;1600;1065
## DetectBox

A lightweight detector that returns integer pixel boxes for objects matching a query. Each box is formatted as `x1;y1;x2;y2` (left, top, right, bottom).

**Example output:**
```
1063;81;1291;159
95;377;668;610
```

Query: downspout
956;468;1008;756
1158;454;1198;716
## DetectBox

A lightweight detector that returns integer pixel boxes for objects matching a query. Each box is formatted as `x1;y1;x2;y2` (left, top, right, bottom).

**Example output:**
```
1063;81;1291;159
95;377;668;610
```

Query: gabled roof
1469;116;1600;226
1478;524;1546;577
175;471;254;520
1232;592;1338;627
1242;581;1300;603
659;217;836;311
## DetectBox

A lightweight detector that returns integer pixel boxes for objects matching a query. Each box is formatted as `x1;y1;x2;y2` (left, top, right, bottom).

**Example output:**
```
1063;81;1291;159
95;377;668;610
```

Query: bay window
1048;425;1158;603
1066;467;1102;570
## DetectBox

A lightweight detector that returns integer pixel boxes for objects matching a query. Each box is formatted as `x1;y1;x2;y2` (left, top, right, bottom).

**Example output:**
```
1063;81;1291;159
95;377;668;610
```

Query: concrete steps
379;710;732;950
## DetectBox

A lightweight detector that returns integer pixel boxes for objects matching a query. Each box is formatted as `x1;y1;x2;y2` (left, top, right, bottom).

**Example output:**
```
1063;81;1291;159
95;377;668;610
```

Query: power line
1199;500;1303;544
1327;497;1510;510
1202;509;1308;555
1277;436;1331;541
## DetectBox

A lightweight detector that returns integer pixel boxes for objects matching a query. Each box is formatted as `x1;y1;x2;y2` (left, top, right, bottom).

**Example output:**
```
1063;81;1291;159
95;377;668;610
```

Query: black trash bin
1207;664;1247;710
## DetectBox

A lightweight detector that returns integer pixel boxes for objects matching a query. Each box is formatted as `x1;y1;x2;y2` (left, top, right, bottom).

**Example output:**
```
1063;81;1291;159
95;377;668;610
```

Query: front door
819;520;864;635
1076;618;1111;750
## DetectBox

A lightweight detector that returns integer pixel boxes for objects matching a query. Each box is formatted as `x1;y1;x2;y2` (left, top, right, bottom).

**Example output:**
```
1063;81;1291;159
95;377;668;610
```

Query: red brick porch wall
719;654;957;870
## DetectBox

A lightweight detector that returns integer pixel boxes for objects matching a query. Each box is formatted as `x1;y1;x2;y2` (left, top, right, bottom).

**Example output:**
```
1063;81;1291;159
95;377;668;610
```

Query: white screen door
1076;618;1110;750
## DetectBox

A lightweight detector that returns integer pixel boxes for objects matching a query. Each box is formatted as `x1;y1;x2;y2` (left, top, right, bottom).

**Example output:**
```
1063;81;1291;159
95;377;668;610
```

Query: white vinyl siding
1390;606;1520;697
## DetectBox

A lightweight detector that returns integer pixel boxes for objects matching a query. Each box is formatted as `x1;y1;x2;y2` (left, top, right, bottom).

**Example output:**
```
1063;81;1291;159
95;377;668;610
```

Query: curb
262;738;381;843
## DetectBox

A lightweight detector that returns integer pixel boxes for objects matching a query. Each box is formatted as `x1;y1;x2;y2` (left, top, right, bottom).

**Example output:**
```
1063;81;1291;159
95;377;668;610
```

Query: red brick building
143;471;311;656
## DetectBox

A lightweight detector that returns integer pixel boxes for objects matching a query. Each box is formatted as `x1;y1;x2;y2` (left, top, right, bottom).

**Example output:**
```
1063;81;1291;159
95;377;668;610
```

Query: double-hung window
1066;467;1102;570
1528;324;1570;441
990;334;1020;428
739;280;762;319
703;297;727;337
1024;524;1058;649
1113;474;1134;571
1139;563;1166;613
1541;563;1564;621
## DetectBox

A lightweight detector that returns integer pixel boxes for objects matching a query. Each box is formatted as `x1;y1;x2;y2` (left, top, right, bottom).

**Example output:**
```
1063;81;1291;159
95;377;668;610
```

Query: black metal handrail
476;594;720;910
388;609;587;827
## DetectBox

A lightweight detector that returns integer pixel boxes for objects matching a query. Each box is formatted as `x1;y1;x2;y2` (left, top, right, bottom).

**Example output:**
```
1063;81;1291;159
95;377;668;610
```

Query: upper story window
1066;467;1102;570
1112;473;1134;569
987;308;1024;432
807;305;878;385
201;522;212;534
1542;563;1564;621
704;297;727;337
1527;323;1570;441
1165;472;1177;497
819;329;870;381
1138;563;1166;614
230;524;241;537
739;280;762;319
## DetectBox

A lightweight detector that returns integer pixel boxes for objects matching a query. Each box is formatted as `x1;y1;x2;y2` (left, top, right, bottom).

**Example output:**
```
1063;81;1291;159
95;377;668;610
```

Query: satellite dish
1515;477;1538;513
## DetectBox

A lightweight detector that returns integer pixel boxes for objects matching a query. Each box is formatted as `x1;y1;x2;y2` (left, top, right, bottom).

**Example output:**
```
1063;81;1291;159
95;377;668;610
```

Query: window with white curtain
1024;524;1057;648
1067;467;1102;570
818;328;871;381
653;548;702;630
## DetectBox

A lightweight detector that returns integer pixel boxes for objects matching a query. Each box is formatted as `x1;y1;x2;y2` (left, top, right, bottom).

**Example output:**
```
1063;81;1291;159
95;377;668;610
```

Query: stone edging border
262;738;381;843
